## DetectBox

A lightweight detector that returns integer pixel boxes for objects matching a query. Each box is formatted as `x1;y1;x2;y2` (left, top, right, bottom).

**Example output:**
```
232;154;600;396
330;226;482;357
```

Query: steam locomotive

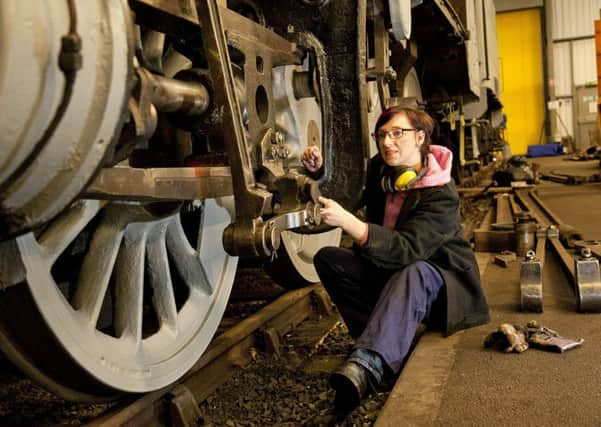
0;0;502;400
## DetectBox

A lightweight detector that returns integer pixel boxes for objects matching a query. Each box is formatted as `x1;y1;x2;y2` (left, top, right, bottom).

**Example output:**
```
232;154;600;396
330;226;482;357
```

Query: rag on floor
483;320;583;353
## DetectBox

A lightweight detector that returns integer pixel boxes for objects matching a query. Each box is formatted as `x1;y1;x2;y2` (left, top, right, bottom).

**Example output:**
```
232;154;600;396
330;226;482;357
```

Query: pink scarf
383;192;408;230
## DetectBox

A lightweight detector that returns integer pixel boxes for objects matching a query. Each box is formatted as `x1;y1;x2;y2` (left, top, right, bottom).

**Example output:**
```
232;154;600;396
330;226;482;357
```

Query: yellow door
497;9;545;155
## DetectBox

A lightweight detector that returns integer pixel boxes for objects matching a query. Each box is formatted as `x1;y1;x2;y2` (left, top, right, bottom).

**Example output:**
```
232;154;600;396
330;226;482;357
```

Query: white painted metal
547;0;601;141
273;64;323;166
572;38;597;86
574;84;598;149
483;0;501;96
0;0;132;231
550;0;601;40
553;98;574;140
366;67;423;158
367;79;384;158
465;0;483;99
272;64;342;283
15;198;238;392
279;229;342;282
389;0;413;41
553;42;572;96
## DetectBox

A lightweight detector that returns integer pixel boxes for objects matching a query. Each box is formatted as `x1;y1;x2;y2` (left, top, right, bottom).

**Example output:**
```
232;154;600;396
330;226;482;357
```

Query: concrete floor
376;155;601;426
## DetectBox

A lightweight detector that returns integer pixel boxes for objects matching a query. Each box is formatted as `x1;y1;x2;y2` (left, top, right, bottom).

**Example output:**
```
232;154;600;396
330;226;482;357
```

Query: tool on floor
484;321;584;353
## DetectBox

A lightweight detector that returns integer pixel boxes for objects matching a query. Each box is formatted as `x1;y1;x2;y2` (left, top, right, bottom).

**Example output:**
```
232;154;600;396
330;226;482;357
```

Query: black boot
330;361;376;409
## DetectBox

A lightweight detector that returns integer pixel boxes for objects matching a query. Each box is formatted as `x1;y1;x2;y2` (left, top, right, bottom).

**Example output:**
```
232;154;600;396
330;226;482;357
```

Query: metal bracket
548;229;601;312
575;247;601;312
519;226;547;312
222;201;322;258
198;0;274;257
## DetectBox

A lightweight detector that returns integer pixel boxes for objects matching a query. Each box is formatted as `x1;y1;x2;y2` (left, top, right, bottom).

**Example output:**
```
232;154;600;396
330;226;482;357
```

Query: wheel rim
8;197;237;394
281;228;342;282
265;228;341;289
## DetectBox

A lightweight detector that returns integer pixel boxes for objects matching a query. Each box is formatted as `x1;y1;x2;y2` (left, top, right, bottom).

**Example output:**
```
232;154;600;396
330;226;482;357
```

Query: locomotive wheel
265;228;342;289
263;62;344;288
0;197;237;400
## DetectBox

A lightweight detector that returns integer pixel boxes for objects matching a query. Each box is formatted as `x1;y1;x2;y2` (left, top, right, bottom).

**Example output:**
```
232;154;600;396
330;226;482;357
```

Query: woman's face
377;112;424;167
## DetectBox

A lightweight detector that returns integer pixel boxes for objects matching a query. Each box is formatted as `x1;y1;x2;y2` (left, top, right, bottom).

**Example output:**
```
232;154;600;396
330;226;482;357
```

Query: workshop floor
377;155;601;427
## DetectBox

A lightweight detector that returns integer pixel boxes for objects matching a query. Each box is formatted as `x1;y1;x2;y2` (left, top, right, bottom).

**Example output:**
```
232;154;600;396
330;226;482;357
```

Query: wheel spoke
166;215;213;295
72;218;124;326
146;220;178;333
114;223;147;345
38;200;104;265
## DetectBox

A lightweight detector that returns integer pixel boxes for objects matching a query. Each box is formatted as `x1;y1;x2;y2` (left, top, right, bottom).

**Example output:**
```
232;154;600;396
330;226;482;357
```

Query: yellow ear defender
380;156;429;193
381;167;418;193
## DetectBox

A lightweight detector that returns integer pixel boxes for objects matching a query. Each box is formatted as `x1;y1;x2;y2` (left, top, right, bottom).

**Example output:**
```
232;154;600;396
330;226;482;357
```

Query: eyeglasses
374;128;417;141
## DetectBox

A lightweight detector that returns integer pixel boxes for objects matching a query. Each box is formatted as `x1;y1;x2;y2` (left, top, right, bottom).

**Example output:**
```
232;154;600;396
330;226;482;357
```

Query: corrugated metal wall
551;0;600;39
549;0;601;145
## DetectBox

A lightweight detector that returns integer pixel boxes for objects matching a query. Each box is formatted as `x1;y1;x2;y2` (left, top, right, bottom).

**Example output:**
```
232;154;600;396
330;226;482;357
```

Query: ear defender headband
380;159;428;193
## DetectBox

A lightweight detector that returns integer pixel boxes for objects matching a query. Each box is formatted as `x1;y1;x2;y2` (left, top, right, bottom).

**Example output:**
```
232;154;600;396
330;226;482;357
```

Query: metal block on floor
519;227;547;312
494;251;516;267
575;248;601;313
520;251;543;312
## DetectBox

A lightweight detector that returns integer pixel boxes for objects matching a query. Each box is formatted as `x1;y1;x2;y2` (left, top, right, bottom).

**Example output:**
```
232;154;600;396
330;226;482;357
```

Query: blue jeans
314;246;444;374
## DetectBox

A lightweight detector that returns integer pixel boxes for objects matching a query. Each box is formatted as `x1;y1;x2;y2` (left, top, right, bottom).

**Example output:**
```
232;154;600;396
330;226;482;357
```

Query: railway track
81;284;336;426
0;280;405;426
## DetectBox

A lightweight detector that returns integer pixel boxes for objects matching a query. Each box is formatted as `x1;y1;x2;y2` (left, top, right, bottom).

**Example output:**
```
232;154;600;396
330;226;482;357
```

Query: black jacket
356;154;490;336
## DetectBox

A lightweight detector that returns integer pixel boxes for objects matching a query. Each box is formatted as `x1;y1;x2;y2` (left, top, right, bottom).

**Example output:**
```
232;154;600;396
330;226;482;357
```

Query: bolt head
581;247;592;258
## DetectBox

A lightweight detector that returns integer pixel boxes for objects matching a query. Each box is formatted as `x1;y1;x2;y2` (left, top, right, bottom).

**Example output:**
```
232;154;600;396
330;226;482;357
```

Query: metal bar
198;0;258;196
494;194;513;226
198;0;274;257
528;190;564;226
509;194;522;216
85;166;233;201
151;73;210;115
514;190;547;225
220;7;300;66
547;230;576;280
432;0;469;40
457;186;517;194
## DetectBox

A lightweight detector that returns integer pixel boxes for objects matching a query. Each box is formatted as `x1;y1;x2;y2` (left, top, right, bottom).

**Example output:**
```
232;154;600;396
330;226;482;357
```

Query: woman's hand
318;196;368;243
301;146;323;174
